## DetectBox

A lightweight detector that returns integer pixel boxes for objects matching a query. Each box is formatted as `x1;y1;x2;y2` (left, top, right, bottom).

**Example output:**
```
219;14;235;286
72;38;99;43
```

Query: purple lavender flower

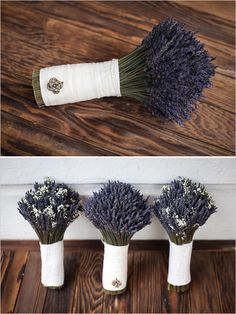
153;177;217;244
120;18;215;124
143;18;215;124
18;178;82;244
84;181;152;245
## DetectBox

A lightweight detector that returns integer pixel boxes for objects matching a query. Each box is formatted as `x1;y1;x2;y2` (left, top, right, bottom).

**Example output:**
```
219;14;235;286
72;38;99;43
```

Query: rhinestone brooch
47;77;63;94
112;278;122;288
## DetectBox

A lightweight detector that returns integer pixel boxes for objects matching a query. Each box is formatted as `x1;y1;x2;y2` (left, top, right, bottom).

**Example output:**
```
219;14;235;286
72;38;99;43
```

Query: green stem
168;283;190;293
119;45;149;102
100;229;131;246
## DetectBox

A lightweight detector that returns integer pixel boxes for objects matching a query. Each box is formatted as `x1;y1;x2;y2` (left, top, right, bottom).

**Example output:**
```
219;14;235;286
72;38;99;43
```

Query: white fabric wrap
167;240;193;286
102;242;129;292
39;59;121;106
40;240;64;287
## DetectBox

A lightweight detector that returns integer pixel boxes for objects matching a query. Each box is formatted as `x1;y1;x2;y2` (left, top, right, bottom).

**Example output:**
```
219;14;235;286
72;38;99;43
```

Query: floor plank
1;1;235;156
213;251;235;313
75;250;104;313
189;251;223;313
14;251;47;313
1;251;29;313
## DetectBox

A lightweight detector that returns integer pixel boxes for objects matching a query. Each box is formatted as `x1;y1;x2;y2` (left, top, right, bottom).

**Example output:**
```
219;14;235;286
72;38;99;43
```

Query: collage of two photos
1;1;235;314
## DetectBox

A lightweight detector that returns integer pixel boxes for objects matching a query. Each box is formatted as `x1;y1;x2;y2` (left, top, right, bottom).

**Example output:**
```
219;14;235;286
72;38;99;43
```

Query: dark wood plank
1;1;235;156
1;251;29;313
213;251;235;313
1;240;235;252
130;251;162;313
14;251;47;313
75;250;104;313
1;93;233;156
1;251;12;285
176;1;235;22
1;111;115;156
189;251;223;313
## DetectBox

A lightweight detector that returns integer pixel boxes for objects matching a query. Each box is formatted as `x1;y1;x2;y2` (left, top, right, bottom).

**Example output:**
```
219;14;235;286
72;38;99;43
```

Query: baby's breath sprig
18;178;82;244
153;177;217;245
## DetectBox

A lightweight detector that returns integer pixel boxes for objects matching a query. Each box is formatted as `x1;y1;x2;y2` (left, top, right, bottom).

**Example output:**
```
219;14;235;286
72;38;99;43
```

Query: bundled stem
32;70;44;108
168;283;190;293
100;229;132;246
119;46;149;101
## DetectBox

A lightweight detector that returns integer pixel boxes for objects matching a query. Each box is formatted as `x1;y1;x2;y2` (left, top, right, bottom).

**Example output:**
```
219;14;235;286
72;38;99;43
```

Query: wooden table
1;1;235;156
1;240;235;313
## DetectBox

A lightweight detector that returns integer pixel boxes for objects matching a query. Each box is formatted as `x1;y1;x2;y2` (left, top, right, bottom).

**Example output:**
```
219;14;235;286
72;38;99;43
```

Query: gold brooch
112;278;122;288
47;77;63;94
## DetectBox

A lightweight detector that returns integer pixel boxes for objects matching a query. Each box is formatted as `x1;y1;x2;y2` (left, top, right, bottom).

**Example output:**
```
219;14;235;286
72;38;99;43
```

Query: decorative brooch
112;278;122;288
47;77;63;94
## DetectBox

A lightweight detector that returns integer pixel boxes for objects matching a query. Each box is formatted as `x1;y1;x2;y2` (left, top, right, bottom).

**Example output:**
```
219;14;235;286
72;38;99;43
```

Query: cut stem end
43;284;64;290
32;69;45;108
103;287;127;295
168;282;190;293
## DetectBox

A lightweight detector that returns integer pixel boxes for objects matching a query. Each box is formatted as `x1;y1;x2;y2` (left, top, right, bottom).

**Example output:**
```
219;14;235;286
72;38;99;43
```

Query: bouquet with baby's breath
18;178;82;288
153;177;216;292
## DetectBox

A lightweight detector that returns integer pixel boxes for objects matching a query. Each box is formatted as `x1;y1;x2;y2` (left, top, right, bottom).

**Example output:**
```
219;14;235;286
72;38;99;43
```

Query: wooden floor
1;240;235;313
1;1;235;156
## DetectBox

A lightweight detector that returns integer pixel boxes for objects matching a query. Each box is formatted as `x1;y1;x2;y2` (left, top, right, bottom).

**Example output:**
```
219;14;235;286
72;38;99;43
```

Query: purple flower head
153;177;217;242
18;178;82;243
142;18;215;124
84;181;152;243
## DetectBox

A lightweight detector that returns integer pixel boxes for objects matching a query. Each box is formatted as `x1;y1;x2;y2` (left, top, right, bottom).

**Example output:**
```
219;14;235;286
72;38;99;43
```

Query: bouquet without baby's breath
84;181;152;294
33;18;215;125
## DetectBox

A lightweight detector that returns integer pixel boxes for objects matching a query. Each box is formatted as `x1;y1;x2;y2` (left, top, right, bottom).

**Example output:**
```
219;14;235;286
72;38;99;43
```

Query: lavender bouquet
84;181;152;294
33;18;214;125
153;177;216;292
18;178;81;289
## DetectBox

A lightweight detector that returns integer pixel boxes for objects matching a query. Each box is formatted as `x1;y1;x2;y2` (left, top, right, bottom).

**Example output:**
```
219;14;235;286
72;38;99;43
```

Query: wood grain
2;239;235;252
1;251;28;313
14;251;47;313
1;240;235;313
75;250;104;313
213;251;235;313
1;1;235;156
189;252;223;313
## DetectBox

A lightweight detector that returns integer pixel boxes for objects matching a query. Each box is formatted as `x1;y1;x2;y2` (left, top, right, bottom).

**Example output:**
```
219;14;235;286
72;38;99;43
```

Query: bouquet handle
167;240;193;292
102;241;129;294
33;59;121;107
40;240;64;289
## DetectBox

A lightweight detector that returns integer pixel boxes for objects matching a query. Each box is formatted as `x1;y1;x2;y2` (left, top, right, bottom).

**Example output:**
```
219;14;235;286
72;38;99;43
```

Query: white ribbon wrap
167;240;193;286
40;240;64;287
102;242;129;292
39;59;121;106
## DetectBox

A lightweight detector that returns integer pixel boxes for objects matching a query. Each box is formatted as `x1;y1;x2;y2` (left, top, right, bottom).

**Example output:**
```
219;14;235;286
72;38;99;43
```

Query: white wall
0;157;235;240
0;157;235;184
